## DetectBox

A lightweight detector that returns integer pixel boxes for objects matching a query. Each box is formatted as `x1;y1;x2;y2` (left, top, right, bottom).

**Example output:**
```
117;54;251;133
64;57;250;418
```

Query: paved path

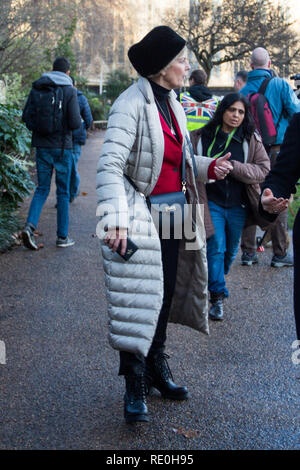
0;131;299;450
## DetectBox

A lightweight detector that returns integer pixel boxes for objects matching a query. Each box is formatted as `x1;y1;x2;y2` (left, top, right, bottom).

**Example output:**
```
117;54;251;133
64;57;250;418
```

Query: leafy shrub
0;103;31;156
1;73;25;107
86;94;109;121
105;69;132;103
0;102;34;251
75;70;132;121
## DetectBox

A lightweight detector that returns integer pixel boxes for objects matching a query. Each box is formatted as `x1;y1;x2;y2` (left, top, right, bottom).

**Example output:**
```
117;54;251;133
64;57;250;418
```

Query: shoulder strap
184;135;198;178
125;136;197;194
258;77;283;130
124;174;139;192
181;138;186;185
258;77;273;95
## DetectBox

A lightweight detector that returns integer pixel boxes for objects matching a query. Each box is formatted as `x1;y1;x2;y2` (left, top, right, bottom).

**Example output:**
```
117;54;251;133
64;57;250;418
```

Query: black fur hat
128;26;186;77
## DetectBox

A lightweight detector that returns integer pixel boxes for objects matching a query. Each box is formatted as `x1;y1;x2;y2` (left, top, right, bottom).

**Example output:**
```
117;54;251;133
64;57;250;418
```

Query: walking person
96;26;232;423
260;112;300;340
190;93;270;321
69;76;93;202
22;57;81;249
239;47;300;267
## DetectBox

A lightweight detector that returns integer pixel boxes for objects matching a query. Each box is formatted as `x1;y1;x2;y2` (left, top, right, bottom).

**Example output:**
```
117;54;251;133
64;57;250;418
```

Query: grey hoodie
42;71;73;86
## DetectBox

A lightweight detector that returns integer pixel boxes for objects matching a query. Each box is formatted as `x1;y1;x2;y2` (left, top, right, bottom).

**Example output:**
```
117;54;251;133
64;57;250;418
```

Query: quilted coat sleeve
189;129;216;183
194;155;215;182
96;96;138;232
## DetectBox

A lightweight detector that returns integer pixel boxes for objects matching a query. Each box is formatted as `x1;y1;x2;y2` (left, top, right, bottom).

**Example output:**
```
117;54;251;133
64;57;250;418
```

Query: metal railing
92;120;108;129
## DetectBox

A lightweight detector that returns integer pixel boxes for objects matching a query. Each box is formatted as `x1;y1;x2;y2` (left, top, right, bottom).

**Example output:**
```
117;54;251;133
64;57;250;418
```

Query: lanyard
207;125;236;159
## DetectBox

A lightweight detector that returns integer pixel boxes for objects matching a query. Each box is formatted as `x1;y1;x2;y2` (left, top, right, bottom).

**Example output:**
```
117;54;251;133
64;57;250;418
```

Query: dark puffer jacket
73;91;93;145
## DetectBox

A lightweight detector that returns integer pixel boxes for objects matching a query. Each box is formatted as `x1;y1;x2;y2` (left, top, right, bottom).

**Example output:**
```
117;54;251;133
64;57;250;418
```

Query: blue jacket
240;69;300;145
73;90;93;145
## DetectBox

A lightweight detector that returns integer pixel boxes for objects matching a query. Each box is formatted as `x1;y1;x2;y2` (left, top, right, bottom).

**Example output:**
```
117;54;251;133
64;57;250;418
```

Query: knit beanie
128;26;186;77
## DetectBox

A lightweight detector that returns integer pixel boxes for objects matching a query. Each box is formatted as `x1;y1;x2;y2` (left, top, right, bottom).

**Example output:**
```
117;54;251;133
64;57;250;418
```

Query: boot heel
146;353;189;400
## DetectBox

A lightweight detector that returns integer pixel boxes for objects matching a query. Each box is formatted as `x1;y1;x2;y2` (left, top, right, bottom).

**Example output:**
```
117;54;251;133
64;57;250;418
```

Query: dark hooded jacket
187;84;212;102
23;71;81;149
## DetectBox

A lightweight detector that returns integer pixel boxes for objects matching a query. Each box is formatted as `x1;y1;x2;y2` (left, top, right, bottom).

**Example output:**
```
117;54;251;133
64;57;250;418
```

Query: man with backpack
240;47;300;268
22;57;81;250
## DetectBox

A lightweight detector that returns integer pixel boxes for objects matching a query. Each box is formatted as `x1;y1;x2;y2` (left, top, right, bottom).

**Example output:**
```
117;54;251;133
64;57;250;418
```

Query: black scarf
148;79;180;141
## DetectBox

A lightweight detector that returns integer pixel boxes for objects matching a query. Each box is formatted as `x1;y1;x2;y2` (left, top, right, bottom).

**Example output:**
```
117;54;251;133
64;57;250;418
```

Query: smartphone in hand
116;237;138;261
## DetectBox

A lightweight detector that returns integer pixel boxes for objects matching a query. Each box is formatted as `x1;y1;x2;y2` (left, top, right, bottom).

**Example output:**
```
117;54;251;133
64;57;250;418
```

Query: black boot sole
209;315;224;321
160;392;189;400
151;385;189;400
124;410;149;423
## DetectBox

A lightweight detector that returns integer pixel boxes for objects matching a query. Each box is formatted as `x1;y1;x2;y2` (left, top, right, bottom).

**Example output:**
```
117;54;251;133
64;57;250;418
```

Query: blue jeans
207;200;247;297
70;143;81;199
26;148;73;238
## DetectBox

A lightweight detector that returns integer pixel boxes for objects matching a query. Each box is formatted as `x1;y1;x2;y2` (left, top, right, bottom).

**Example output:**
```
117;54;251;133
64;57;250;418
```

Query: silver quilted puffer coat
96;77;215;357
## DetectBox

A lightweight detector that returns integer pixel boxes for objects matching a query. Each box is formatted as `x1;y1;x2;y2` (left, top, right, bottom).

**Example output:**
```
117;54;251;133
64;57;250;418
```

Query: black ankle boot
124;374;149;423
146;353;189;400
209;292;224;321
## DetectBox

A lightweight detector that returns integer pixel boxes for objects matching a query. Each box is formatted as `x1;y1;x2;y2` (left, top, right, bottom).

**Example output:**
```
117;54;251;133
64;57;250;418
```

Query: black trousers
119;237;180;376
293;211;300;340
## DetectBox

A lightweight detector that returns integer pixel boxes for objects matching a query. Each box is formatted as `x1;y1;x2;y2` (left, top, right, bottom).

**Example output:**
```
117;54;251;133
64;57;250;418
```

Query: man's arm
259;114;300;218
262;112;300;199
81;95;93;129
281;79;300;120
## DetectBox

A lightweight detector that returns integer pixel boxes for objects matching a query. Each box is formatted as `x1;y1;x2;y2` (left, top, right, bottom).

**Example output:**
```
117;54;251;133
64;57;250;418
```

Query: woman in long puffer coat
96;26;232;423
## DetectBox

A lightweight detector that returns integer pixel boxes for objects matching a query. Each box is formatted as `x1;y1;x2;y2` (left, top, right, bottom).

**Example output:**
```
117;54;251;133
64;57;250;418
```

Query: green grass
288;182;300;230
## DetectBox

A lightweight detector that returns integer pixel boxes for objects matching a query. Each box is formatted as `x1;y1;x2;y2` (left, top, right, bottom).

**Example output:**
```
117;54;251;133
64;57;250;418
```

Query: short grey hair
251;47;270;68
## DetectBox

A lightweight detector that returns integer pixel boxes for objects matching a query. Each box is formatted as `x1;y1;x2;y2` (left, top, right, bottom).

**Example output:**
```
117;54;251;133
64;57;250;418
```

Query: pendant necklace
154;97;176;135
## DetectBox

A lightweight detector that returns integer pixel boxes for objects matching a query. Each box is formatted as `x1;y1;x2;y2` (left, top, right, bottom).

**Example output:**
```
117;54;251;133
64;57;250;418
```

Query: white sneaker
56;236;75;248
22;225;38;250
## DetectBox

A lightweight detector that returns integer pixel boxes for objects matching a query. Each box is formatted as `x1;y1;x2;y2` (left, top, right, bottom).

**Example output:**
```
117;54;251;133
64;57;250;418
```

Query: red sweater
151;106;183;195
151;105;216;195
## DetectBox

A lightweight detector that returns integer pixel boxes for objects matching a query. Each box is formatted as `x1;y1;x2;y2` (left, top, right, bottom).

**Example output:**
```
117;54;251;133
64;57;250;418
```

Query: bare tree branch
0;0;76;78
165;0;300;80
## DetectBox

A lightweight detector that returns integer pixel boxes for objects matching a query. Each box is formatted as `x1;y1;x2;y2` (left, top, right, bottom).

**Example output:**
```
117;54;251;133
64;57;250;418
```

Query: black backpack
23;84;64;136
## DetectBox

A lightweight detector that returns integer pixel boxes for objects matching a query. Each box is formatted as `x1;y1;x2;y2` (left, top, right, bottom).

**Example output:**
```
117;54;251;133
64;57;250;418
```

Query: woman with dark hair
190;92;270;321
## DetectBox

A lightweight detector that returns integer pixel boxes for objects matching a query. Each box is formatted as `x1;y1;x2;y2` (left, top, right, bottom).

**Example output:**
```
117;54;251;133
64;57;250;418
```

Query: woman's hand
261;188;289;214
214;153;233;180
104;228;128;256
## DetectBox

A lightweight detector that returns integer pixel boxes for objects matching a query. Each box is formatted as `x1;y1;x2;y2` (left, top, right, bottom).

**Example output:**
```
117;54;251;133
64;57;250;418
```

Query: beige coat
96;77;215;357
